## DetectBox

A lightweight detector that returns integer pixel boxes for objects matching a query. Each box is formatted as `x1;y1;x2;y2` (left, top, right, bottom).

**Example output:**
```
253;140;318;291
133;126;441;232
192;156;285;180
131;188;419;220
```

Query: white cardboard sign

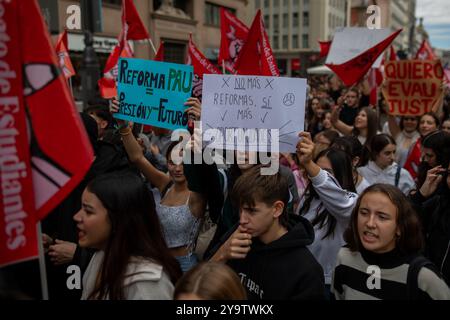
201;74;306;153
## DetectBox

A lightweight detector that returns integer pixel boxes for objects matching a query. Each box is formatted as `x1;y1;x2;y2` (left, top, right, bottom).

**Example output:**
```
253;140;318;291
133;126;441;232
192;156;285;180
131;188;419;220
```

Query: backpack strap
406;255;435;300
395;164;402;187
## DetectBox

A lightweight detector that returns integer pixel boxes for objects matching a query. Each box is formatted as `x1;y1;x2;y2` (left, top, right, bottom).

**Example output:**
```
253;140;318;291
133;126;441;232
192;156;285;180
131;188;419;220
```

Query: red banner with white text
0;0;38;267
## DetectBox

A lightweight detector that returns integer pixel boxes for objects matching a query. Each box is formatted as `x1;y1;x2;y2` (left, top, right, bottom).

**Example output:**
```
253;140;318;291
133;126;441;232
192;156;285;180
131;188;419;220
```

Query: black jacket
409;189;450;286
224;215;325;300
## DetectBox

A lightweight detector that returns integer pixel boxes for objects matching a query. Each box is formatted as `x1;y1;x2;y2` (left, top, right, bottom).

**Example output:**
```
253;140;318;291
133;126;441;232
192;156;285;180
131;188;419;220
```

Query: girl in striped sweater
332;184;450;300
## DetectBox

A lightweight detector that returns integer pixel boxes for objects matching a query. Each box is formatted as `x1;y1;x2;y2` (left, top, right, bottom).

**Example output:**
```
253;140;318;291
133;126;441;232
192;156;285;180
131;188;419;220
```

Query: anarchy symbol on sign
283;93;295;106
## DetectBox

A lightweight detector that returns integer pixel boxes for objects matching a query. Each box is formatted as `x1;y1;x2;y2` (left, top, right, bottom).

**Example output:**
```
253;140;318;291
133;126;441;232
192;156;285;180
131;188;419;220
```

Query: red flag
1;0;38;266
98;41;133;99
404;139;421;180
121;0;150;41
389;46;397;61
318;40;331;58
326;29;402;86
20;0;94;219
415;39;436;60
55;30;75;78
154;42;164;61
234;10;279;76
187;35;221;100
1;0;94;267
218;8;249;74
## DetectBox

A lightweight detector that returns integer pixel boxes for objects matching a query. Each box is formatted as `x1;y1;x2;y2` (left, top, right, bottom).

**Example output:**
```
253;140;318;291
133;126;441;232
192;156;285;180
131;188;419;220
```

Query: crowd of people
5;72;450;301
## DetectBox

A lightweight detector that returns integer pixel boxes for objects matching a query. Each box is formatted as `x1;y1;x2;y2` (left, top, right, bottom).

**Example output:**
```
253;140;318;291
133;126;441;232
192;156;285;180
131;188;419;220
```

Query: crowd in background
2;72;450;301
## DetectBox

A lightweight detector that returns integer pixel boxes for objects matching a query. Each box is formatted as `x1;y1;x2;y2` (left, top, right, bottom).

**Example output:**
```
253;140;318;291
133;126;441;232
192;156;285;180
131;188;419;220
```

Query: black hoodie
225;215;325;300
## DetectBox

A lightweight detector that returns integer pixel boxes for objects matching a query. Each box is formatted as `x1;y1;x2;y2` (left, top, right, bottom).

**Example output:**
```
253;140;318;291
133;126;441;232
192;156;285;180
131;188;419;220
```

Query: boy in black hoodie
211;165;325;300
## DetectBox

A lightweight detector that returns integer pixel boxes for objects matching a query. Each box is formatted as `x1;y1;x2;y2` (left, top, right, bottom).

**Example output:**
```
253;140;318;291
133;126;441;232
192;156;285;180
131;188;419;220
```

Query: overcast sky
416;0;450;49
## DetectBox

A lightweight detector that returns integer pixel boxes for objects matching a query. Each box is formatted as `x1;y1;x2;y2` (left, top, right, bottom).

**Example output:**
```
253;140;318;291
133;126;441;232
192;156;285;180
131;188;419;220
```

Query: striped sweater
332;247;450;300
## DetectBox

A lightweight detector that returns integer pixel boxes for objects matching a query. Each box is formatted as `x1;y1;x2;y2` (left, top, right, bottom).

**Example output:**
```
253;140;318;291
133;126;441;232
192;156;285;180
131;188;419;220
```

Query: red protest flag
326;29;402;86
55;30;75;78
19;0;94;219
98;41;133;99
415;39;436;60
0;0;38;267
187;35;221;100
154;42;164;61
98;77;117;99
234;10;279;76
389;45;398;61
318;40;331;58
121;0;150;41
218;8;249;74
404;139;421;180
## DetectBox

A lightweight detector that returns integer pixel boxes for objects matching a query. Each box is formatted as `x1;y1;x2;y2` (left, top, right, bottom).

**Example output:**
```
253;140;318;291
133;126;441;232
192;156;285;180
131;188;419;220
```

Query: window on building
284;0;289;6
264;15;270;28
103;0;121;5
255;0;261;8
283;13;288;28
153;0;187;11
264;0;269;7
274;0;279;7
302;34;309;48
293;12;299;27
273;35;279;49
303;12;309;26
293;34;299;48
164;41;186;64
205;3;236;27
282;35;288;49
273;14;279;32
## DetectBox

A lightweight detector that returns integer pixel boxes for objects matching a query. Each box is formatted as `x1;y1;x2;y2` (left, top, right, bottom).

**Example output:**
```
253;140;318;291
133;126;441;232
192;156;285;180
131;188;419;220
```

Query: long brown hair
344;184;424;255
86;172;182;300
174;262;247;300
352;107;378;146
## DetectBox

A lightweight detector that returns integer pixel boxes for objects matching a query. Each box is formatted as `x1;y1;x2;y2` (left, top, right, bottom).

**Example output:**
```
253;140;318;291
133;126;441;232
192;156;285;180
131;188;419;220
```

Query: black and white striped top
332;247;450;300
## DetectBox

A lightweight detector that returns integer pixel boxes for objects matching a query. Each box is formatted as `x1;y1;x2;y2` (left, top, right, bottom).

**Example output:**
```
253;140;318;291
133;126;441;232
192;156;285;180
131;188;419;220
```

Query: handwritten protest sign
116;58;193;130
201;74;306;153
382;60;444;116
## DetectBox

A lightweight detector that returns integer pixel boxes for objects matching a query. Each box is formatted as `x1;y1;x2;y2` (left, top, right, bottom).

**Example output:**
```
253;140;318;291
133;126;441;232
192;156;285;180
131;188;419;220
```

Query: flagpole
37;222;49;300
147;38;157;56
68;77;74;97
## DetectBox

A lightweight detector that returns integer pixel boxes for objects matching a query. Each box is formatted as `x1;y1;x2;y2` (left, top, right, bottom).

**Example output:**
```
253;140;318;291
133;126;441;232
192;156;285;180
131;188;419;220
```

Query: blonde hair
174;262;247;300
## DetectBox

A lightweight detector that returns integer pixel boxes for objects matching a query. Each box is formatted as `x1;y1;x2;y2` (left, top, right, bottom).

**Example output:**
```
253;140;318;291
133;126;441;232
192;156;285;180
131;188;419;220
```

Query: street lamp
80;0;102;110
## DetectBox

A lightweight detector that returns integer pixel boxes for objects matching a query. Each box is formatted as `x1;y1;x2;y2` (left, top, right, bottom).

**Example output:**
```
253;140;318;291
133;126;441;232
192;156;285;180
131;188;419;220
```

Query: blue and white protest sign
116;58;193;130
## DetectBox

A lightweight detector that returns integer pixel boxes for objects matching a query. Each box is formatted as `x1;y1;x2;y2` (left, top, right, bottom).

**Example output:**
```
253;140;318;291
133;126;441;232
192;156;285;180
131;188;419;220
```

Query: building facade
39;0;248;101
251;0;350;76
350;0;417;55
